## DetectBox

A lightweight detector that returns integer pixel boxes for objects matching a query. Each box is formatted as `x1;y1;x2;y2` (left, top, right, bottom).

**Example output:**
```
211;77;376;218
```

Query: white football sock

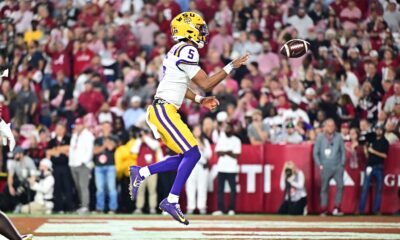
139;167;151;179
167;194;179;203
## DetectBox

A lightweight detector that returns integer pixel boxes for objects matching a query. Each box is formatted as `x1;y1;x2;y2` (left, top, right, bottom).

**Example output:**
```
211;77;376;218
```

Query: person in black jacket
46;122;73;213
359;126;389;214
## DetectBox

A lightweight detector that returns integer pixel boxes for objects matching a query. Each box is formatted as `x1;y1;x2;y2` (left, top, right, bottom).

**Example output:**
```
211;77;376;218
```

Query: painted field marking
31;219;400;240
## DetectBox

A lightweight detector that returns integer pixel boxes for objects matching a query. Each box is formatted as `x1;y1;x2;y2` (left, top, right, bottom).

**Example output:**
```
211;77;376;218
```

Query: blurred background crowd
0;0;399;215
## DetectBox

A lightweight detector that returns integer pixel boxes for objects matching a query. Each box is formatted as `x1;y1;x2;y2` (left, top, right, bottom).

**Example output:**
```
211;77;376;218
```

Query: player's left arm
185;88;219;111
178;46;249;92
191;54;250;92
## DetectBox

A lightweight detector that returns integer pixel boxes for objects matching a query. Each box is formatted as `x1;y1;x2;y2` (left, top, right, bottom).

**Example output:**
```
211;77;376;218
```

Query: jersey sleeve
176;45;201;79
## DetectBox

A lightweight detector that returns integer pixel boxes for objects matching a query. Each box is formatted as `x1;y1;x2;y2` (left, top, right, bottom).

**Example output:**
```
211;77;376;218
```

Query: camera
285;167;293;179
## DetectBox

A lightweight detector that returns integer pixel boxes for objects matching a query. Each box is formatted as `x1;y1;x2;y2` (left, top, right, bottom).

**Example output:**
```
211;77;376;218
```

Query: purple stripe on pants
153;104;185;153
160;104;191;151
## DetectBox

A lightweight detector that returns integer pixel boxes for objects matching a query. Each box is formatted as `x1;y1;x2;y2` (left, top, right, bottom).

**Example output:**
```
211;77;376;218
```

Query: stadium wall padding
207;143;400;214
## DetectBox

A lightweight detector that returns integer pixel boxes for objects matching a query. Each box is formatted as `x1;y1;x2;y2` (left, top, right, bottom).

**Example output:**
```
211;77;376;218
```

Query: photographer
278;161;307;215
359;126;389;214
130;127;161;214
21;159;55;214
0;147;36;212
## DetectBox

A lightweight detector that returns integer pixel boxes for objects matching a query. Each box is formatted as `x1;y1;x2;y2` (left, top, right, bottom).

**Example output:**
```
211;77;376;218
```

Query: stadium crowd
0;0;399;215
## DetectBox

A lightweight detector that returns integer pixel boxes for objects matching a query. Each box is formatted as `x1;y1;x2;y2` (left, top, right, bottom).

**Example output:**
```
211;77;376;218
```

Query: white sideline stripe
30;231;400;240
48;219;106;223
37;220;400;231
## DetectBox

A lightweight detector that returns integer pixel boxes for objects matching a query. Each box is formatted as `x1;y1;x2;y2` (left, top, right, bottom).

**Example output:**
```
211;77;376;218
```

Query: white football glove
0;119;15;152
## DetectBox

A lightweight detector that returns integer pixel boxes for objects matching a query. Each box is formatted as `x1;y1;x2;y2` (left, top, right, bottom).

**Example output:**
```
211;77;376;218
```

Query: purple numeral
188;49;195;59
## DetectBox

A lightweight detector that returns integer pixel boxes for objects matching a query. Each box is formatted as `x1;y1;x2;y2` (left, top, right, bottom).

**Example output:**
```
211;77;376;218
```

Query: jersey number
188;49;195;60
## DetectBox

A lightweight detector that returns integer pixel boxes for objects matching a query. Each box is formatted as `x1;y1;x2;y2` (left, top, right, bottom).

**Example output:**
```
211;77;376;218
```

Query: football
280;39;311;58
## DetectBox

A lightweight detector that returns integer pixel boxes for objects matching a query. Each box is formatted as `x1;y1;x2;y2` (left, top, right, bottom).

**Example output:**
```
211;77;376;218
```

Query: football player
129;12;249;225
0;116;32;239
0;211;33;240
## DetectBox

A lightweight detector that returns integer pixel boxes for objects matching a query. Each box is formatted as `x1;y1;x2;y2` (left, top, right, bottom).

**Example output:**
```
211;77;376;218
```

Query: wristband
195;95;204;104
223;62;234;74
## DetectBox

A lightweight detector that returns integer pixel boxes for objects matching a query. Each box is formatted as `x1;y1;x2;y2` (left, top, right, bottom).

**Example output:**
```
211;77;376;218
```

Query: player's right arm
191;53;250;92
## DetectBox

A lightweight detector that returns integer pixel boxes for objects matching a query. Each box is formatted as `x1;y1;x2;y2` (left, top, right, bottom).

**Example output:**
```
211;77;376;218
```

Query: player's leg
0;210;33;240
159;146;200;225
129;104;185;200
129;154;182;200
154;104;201;225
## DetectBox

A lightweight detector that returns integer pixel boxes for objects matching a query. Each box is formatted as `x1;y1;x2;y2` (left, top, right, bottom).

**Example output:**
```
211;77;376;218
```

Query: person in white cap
123;95;146;130
302;88;317;108
21;159;55;214
212;111;228;143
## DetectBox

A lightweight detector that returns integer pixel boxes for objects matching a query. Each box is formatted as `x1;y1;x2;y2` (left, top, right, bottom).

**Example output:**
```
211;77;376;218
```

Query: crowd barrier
206;143;400;214
1;144;398;214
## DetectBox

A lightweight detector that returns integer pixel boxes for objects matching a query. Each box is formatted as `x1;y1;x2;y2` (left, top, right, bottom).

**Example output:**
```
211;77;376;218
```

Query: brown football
280;39;311;58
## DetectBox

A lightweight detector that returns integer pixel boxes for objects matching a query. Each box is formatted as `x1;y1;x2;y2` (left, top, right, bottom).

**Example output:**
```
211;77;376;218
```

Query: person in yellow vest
23;20;43;44
115;133;137;212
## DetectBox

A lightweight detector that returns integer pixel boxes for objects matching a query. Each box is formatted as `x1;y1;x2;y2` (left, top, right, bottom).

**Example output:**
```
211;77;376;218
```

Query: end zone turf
6;214;400;239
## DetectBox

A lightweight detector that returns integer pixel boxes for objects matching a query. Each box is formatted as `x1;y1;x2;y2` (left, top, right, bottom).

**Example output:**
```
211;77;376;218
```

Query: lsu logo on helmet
170;12;208;49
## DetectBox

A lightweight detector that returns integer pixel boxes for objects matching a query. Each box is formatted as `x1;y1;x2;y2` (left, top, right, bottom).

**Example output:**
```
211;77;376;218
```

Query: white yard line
41;220;400;230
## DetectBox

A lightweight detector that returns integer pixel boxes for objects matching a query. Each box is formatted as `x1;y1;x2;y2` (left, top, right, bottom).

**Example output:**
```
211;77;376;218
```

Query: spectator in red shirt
339;0;362;31
77;1;101;28
203;51;225;74
73;40;95;78
330;0;345;16
78;81;104;115
45;34;73;79
109;79;125;107
378;48;399;74
196;0;219;23
244;62;264;91
0;94;10;123
156;0;181;23
338;94;356;124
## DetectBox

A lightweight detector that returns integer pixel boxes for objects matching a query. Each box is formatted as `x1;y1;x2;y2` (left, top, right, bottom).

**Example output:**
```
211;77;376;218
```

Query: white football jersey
155;42;201;108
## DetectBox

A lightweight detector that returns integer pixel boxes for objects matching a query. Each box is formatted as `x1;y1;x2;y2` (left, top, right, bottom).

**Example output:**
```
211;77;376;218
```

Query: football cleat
159;198;189;225
129;166;142;201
